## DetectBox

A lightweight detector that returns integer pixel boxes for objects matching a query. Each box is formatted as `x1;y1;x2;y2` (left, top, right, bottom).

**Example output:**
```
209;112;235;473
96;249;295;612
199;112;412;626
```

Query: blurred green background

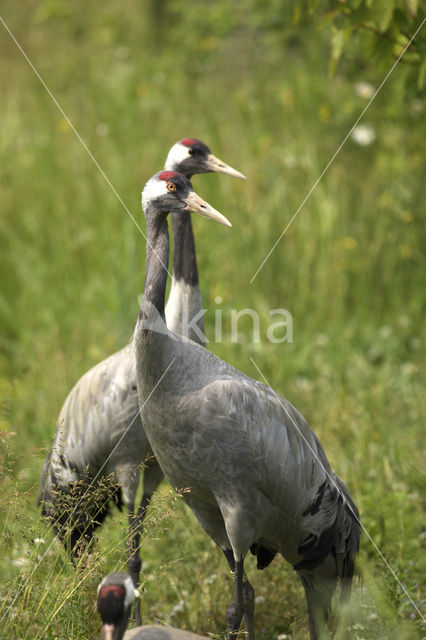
0;1;425;639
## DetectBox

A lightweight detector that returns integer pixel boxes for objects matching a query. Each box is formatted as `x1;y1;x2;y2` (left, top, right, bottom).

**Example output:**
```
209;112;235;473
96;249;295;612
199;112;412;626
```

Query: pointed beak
183;191;232;227
100;624;115;640
204;153;246;179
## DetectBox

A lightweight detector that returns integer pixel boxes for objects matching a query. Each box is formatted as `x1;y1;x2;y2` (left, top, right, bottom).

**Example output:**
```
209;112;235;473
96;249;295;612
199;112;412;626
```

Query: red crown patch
181;138;198;147
99;584;125;600
158;170;180;181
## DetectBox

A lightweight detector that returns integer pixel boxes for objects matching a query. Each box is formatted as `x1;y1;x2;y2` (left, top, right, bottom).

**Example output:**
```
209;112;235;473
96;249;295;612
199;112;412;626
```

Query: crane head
97;572;138;640
142;171;232;227
165;138;246;180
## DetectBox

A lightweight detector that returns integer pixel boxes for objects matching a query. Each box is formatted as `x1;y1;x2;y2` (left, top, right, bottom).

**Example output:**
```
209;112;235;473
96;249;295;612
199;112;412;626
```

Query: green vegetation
308;0;426;83
0;1;424;638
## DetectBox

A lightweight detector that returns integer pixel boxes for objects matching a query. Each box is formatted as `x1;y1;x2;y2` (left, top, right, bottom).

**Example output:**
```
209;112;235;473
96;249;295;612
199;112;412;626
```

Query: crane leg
127;502;143;624
299;575;333;640
223;550;255;640
126;459;164;624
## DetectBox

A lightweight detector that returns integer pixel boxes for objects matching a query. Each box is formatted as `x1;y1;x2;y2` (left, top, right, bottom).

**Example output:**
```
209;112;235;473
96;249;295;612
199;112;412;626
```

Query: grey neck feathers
141;212;169;321
167;165;199;287
170;212;199;286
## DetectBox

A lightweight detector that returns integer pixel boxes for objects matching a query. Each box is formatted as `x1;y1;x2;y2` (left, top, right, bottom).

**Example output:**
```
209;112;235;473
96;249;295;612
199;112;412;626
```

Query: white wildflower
351;124;376;146
169;599;187;617
354;82;375;99
255;595;265;605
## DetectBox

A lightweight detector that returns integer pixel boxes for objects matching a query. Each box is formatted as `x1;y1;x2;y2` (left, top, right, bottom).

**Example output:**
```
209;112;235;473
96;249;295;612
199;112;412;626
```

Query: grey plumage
39;343;161;550
38;141;245;617
134;172;360;640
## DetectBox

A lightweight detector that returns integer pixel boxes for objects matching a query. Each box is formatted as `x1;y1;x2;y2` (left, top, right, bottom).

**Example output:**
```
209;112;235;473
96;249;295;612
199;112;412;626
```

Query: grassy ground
0;2;425;639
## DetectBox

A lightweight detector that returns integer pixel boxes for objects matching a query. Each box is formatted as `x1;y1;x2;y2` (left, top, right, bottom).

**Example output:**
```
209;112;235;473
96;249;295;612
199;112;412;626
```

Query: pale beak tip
207;154;245;180
228;169;246;180
216;212;232;227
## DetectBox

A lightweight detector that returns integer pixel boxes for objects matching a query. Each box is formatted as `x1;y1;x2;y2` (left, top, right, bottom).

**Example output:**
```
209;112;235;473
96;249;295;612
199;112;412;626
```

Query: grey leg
127;459;164;624
242;579;255;640
299;575;333;640
223;551;255;640
127;502;143;624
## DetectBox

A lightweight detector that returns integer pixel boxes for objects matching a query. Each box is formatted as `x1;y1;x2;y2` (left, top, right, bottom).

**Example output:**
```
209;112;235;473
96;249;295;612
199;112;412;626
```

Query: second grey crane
38;139;245;621
134;171;360;640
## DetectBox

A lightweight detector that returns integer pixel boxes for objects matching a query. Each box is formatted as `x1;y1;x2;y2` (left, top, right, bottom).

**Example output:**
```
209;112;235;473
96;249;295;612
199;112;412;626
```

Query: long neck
164;160;199;287
170;212;199;286
141;211;169;320
166;168;205;344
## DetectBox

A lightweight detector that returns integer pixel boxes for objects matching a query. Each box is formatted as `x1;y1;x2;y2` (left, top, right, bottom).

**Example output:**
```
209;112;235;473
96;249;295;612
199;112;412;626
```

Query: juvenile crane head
142;170;232;226
165;138;246;179
97;573;137;640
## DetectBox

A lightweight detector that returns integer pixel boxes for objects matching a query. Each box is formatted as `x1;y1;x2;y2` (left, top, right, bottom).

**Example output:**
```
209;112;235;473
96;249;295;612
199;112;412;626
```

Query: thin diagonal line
0;357;176;624
0;15;172;279
249;356;425;621
250;17;426;284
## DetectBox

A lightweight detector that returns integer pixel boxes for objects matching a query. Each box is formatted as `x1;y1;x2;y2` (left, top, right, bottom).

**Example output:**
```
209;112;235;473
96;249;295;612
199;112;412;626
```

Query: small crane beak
100;623;115;640
183;192;232;227
204;153;246;179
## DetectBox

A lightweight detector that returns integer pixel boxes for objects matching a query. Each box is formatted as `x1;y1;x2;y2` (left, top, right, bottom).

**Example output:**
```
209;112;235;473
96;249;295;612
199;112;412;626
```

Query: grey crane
134;171;360;640
38;139;245;621
97;572;208;640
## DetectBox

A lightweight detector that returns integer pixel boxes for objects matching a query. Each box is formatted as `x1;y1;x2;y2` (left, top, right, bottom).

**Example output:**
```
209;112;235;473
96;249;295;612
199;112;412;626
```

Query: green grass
0;1;425;638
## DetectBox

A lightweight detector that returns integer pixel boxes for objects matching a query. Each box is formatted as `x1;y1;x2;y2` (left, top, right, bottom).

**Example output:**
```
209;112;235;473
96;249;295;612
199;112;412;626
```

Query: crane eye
166;182;176;192
188;148;194;155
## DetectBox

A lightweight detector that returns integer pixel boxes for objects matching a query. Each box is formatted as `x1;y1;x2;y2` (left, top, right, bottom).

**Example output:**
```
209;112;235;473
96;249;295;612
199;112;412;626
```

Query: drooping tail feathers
333;473;360;604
